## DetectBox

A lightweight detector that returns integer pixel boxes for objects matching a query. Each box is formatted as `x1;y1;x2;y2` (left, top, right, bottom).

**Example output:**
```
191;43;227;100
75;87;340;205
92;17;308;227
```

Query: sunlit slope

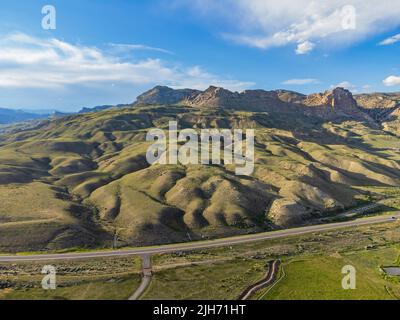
355;92;400;136
0;104;399;252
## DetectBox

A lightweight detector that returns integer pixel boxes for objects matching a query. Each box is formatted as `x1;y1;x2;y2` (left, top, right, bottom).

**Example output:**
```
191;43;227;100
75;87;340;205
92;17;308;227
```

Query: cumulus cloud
379;33;400;45
0;32;253;91
295;41;315;54
184;0;400;53
282;78;319;85
331;81;357;91
383;76;400;86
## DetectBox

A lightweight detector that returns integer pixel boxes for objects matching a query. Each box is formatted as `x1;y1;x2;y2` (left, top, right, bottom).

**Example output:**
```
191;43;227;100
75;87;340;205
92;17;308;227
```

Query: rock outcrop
135;85;378;124
182;86;291;112
355;93;400;134
135;86;201;105
304;87;358;109
303;87;375;123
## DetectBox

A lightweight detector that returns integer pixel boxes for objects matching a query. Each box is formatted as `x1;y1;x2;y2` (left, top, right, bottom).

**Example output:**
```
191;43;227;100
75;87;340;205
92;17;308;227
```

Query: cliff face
135;85;378;124
354;92;400;134
302;88;375;123
182;86;289;112
355;92;400;110
304;88;358;109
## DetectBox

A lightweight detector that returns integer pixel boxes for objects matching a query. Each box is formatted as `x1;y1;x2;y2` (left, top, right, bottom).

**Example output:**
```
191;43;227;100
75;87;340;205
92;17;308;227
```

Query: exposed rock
303;87;375;123
134;86;201;105
355;92;400;110
304;87;358;109
275;89;306;103
133;85;377;124
183;86;290;112
268;199;311;227
354;92;400;134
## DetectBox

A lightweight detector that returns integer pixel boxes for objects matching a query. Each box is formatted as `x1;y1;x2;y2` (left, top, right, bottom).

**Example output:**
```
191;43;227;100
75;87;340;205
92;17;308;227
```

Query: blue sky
1;0;400;111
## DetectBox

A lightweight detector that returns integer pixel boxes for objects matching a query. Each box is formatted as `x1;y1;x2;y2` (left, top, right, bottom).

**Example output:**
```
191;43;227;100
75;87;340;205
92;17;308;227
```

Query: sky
1;0;400;111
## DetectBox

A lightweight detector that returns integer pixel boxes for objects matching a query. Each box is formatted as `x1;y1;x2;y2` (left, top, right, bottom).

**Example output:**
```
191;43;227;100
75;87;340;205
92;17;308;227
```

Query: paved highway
0;213;399;263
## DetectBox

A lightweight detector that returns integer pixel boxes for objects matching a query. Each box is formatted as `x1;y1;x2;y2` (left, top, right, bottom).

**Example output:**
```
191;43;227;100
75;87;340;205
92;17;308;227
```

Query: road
0;213;399;263
128;255;153;300
129;275;151;300
239;260;281;300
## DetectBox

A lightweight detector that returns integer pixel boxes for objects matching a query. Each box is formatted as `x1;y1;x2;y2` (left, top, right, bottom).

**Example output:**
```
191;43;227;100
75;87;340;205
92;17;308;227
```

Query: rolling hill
0;86;399;252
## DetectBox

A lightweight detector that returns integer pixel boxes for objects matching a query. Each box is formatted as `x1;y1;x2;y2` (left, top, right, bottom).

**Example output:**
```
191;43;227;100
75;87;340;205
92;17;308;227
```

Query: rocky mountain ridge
134;86;386;125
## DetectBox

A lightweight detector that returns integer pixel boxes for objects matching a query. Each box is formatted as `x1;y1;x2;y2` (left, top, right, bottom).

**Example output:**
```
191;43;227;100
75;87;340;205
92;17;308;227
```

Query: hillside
0;86;399;252
355;92;400;135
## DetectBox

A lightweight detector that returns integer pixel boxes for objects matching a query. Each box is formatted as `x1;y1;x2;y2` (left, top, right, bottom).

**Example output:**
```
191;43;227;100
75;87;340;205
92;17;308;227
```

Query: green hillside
0;93;399;252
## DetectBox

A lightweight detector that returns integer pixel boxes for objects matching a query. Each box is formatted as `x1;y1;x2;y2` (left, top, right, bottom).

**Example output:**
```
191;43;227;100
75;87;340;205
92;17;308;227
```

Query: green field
144;221;400;300
260;247;400;300
0;275;140;300
142;258;266;300
0;256;142;300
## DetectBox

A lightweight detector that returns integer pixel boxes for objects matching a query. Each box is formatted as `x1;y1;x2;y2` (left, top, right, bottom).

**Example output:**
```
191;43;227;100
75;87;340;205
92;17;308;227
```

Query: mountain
0;108;50;124
0;85;399;252
136;86;377;123
134;85;201;105
302;87;375;123
275;89;306;103
354;92;400;135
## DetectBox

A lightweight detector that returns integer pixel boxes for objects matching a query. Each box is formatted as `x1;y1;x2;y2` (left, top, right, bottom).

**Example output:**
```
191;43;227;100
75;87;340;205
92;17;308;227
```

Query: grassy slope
0;105;399;251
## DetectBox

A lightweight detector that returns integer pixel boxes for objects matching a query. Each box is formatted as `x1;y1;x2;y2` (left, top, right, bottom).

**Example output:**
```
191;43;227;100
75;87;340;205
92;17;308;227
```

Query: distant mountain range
79;104;130;114
4;86;399;127
0;108;51;125
133;85;400;133
0;108;74;125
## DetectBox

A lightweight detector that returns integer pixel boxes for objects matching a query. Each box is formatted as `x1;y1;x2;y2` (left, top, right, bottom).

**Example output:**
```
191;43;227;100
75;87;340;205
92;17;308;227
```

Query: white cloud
383;75;400;86
295;41;315;54
379;33;400;45
282;78;319;85
185;0;400;53
0;32;253;91
108;43;174;55
331;81;357;91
